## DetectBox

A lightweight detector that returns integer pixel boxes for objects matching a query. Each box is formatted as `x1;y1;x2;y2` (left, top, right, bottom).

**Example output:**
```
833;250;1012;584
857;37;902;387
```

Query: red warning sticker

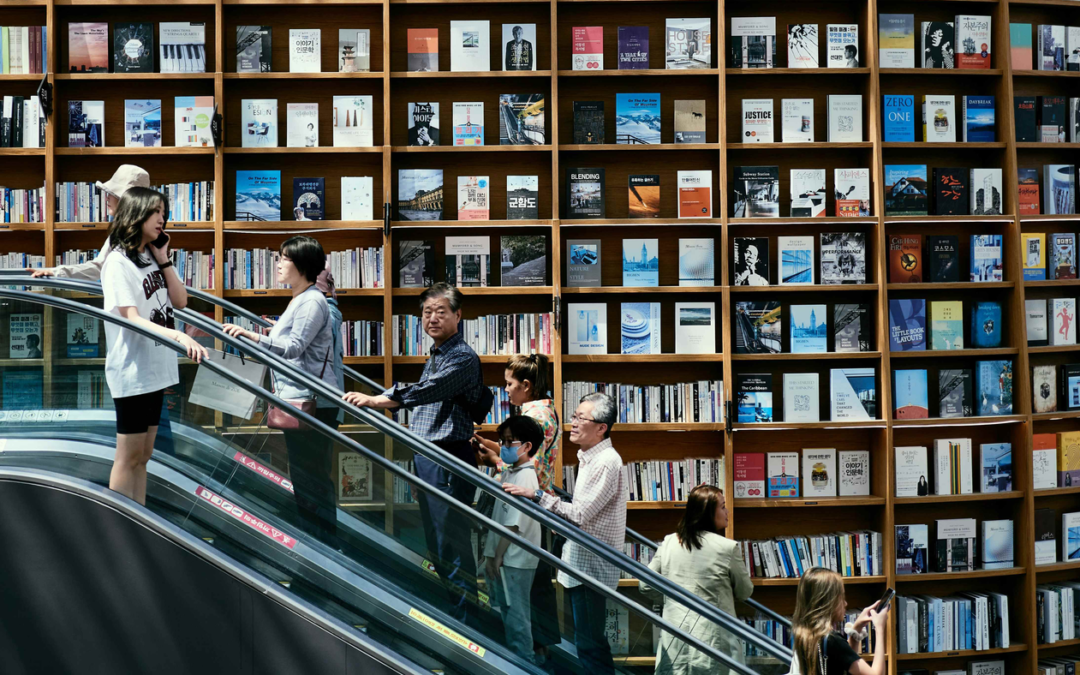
195;485;297;550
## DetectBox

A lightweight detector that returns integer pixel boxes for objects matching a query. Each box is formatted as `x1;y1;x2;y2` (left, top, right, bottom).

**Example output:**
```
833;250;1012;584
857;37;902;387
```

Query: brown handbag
266;343;332;431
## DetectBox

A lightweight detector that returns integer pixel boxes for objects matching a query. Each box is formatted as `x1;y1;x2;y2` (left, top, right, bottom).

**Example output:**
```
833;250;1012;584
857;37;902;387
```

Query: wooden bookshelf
1;0;1076;672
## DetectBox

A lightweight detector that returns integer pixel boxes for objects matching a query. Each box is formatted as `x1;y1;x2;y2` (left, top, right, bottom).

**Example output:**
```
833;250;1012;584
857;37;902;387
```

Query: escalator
0;276;793;674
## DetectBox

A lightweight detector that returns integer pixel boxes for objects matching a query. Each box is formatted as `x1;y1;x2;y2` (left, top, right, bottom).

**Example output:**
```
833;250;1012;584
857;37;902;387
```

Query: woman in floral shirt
473;353;560;657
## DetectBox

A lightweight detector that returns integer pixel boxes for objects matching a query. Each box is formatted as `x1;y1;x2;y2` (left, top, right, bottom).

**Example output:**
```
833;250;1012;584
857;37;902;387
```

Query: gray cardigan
262;286;336;406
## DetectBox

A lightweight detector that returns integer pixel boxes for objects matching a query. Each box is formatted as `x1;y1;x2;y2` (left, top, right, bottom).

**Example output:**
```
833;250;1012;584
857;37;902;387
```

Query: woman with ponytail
791;568;889;675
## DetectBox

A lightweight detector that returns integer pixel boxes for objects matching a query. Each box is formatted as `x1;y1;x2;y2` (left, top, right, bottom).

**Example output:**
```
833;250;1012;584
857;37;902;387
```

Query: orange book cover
889;234;923;283
407;28;439;72
677;170;712;218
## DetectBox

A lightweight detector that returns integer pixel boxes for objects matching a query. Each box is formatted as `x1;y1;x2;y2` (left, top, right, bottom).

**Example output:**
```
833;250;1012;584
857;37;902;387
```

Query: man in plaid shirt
343;283;486;628
504;392;627;672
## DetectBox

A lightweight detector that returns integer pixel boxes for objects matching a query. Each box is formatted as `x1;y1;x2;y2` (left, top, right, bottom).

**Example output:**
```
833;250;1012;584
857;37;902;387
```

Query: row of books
54;181;215;223
482;386;518;425
239;97;374;148
67;22;206;74
734;450;870;499
885;167;1002;217
237;27;371;74
896;442;1012;496
740;95;862;144
0;254;45;283
327;247;383;289
1027;296;1078;347
737;530;884;579
570;21;724;71
0;26;47;75
399;236;547;288
567;238;713;287
170;249;214;290
1014;96;1078;143
895;592;1010;655
1034;433;1080;491
407;98;546;147
0;95;45;148
881;15;993;69
342;320;383;357
237;172;374;222
1035;508;1080;566
1;186;45;223
618;542;655;576
740;613;875;656
561;380;724;424
1040;656;1080;675
735;369;878;424
224;248;284;290
1023;233;1078;280
1013;24;1080;71
391;459;417;504
732;302;870;356
67;97;213;149
1;370;43;409
564;458;724;503
883;95;995;143
223;316;278;356
1033;363;1080;414
895;519;1014;575
1037;583;1080;644
888;299;1004;351
566;301;716;355
889;234;1003;284
390;312;553;357
732;234;866;286
733;167;869;218
893;369;1005;421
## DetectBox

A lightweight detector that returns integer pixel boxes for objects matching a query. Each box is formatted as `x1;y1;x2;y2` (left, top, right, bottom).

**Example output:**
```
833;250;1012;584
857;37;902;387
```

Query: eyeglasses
570;413;596;424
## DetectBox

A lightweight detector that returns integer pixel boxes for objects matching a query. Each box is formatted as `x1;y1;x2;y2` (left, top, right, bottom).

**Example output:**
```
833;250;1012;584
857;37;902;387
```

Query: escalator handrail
3;275;790;661
0;466;434;675
0;288;761;675
554;487;796;633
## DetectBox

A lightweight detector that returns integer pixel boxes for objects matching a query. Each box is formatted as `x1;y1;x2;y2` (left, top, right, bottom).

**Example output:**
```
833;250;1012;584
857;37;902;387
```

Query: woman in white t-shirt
100;187;209;505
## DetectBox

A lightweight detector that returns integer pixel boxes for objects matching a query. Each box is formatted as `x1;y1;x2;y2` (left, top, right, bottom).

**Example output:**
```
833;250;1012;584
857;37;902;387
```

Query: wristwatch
532;489;544;503
158;260;173;270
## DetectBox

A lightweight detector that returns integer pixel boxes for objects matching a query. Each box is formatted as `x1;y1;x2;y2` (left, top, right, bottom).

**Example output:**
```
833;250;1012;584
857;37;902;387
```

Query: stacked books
327;246;384;289
562;380;723;424
342;320;383;357
392;312;553;356
0;186;45;223
895;592;1010;653
737;530;883;579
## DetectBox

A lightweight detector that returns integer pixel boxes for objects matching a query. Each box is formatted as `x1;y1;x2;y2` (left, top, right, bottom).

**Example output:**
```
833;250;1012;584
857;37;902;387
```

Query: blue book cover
620;302;661;354
2;371;42;410
884;164;928;215
615;93;661;145
618;26;650;70
970;234;1003;282
622;238;659;286
962;95;995;142
894;369;929;418
889;298;926;351
790;304;827;353
883;94;915;141
981;443;1012;492
970;301;1003;348
976;359;1014;416
292;177;324;220
235;170;282;221
736;373;773;423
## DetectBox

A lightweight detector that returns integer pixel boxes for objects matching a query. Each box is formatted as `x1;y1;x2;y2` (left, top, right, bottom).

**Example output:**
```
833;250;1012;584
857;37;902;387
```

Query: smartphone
876;587;895;610
151;231;169;249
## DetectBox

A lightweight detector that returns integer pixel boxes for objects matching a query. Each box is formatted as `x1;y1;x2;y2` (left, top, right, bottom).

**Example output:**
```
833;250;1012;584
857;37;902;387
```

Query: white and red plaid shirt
539;438;627;589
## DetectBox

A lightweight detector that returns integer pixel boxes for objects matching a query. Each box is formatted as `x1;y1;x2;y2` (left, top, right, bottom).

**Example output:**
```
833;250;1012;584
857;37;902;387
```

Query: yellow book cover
1058;431;1080;487
1023;233;1047;281
930;300;963;350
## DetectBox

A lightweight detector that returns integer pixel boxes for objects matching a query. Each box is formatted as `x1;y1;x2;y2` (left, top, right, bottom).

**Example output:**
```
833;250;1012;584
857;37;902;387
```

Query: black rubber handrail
2;274;794;661
0;287;763;674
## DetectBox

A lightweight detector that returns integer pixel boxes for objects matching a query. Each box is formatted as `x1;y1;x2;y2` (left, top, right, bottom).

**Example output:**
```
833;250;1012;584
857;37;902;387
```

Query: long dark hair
505;353;551;399
675;484;723;551
107;186;168;268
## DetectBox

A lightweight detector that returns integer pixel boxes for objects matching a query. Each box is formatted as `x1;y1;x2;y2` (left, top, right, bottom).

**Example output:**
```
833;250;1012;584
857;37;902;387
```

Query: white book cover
338;28;371;73
802;448;838;497
981;520;1014;570
286;103;319;147
9;313;42;359
174;96;214;148
827;24;859;67
453;102;485;146
1063;512;1080;562
767;451;800;498
834;168;871;216
790;169;827;217
446;236;490;287
782;98;814;142
1052;297;1077;345
125;99;161;148
839;450;870;496
241;99;278;148
22;96;40;148
333;95;374;147
830;368;874;420
569;303;608;354
955;15;991;69
341;176;374;221
678;239;714;286
778;235;814;285
1070;29;1080;71
674;302;715;354
457;175;490;221
1033;447;1058;489
922;95;957;142
933;439;954;495
604;601;630;655
289;29;322;73
787;24;818;68
741;98;774;143
676;170;712;219
970;168;1003;215
783;373;821;423
502;23;537;71
895;445;929;497
451;21;491;72
620;302;661;354
827;94;863;142
1027;299;1048;344
666;18;712;70
159;22;206;73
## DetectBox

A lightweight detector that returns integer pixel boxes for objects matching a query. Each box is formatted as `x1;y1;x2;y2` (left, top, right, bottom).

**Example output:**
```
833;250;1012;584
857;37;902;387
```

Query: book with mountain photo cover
235;170;282;221
615;93;661;144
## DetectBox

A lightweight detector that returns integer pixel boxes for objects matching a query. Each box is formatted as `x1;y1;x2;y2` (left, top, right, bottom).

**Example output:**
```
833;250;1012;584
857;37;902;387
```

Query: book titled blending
566;168;605;219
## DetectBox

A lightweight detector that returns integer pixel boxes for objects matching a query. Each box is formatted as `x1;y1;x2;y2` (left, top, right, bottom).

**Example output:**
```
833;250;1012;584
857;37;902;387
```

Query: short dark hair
419;282;464;312
676;485;724;551
497;415;544;457
280;235;325;283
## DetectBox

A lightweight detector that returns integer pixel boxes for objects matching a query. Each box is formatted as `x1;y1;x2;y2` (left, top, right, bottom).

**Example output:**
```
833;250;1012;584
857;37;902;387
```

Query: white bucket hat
94;164;151;198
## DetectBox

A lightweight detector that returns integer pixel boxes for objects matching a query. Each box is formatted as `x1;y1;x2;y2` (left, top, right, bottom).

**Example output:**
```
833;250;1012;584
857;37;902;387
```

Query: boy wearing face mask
482;415;543;662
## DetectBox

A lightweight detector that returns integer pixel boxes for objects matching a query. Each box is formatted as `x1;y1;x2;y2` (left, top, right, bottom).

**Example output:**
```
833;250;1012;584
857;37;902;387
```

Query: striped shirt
538;438;627;589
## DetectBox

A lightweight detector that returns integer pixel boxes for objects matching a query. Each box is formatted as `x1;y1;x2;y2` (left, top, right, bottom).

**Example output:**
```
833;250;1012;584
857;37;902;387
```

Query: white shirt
484;463;541;570
101;248;179;398
538;438;627;589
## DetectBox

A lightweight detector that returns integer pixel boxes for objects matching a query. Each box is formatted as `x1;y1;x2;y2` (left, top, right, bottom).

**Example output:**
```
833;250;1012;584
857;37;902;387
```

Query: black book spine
1015;96;1037;142
11;97;23;148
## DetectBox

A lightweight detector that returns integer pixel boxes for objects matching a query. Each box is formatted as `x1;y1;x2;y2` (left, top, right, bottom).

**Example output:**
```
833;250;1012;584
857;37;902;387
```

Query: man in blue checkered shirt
343;283;485;628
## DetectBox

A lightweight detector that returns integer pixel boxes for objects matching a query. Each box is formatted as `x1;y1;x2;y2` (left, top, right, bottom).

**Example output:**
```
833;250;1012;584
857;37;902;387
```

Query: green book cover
931;300;964;350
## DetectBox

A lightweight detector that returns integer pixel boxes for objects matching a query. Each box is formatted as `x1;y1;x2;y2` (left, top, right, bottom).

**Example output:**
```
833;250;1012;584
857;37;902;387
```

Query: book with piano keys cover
160;22;207;73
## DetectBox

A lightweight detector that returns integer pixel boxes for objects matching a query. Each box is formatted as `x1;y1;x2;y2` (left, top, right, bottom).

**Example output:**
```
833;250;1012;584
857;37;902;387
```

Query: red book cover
734;453;765;499
1018;168;1041;214
889;234;923;283
407;29;439;72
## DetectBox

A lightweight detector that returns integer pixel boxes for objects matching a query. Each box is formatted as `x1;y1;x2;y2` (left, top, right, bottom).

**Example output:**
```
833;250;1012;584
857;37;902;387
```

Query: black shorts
113;389;165;435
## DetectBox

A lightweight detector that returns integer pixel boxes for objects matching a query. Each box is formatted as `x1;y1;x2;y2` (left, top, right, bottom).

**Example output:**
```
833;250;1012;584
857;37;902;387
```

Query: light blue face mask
500;443;522;464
